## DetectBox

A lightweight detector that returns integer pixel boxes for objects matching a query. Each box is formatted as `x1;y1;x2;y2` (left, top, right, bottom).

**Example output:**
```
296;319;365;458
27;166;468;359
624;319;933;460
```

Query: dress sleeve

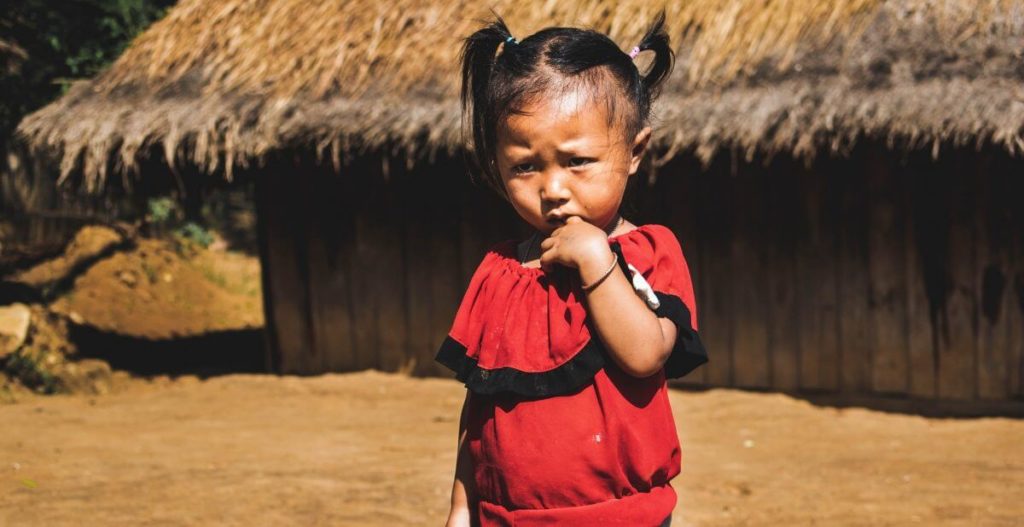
433;241;508;380
609;225;709;379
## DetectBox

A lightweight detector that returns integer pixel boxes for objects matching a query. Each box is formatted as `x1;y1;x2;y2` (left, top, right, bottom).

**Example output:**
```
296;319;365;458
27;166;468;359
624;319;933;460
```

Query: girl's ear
628;126;653;176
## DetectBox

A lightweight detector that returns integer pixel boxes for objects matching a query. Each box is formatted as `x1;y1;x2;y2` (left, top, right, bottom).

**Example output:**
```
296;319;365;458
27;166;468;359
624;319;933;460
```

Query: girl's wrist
576;246;617;289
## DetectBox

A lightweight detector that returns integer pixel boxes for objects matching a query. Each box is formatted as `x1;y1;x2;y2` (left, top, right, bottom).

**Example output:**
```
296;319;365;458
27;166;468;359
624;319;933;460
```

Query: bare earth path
2;371;1021;526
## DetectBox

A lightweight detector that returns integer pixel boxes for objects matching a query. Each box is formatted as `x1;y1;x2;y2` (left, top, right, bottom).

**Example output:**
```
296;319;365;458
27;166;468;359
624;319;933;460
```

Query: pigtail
460;15;515;193
636;11;674;101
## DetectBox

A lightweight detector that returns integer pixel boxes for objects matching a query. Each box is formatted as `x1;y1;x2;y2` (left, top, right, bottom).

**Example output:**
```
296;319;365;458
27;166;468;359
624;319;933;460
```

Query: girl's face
495;89;651;235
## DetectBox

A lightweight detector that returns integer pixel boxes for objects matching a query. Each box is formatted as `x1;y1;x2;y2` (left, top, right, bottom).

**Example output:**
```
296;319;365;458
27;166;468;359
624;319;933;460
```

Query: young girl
436;13;708;527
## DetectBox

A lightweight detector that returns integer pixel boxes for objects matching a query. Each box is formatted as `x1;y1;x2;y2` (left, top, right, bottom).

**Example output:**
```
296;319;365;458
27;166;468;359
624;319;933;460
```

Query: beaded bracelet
581;253;619;293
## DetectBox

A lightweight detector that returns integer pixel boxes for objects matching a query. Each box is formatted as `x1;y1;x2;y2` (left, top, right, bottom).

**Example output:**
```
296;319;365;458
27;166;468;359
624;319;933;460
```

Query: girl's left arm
578;245;677;378
539;216;677;378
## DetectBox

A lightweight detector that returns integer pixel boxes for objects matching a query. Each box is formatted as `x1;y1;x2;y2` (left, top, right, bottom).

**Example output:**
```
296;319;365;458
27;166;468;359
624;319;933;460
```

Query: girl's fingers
539;237;554;250
539;251;553;272
539;242;563;271
566;215;583;224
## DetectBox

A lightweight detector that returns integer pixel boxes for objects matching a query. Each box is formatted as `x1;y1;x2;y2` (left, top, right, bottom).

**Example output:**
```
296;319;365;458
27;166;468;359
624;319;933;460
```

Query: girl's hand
538;216;614;273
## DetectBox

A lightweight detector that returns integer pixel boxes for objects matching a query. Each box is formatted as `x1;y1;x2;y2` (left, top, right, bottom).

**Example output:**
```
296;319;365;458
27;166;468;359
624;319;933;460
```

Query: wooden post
974;151;1012;400
765;155;801;391
255;157;315;374
836;148;873;394
696;154;734;387
866;145;910;395
937;150;977;400
905;151;938;398
303;160;357;373
1009;152;1024;397
730;156;771;388
796;159;840;391
351;154;409;373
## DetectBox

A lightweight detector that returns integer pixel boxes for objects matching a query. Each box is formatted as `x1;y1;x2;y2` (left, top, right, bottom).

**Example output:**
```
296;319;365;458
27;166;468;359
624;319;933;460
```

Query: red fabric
446;224;698;526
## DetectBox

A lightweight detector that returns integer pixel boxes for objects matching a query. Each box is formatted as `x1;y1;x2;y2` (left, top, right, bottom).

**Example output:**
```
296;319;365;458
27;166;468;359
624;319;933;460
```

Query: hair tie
628;46;641;59
506;36;517;45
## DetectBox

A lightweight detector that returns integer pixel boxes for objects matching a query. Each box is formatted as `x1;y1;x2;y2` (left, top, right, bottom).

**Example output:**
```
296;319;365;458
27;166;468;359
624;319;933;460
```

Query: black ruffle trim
434;335;606;398
651;290;710;379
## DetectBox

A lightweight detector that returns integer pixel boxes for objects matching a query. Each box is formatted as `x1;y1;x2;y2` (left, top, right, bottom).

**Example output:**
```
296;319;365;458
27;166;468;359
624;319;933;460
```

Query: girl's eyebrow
502;141;535;153
556;138;606;153
504;138;534;149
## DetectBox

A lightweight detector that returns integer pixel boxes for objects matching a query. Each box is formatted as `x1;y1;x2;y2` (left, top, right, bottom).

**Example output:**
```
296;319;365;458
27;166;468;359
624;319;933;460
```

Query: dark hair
460;12;674;199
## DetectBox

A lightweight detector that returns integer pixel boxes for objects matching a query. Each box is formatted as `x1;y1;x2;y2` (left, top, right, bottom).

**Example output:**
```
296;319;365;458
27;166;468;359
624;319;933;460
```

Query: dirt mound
5;225;130;300
2;224;263;398
48;235;263;339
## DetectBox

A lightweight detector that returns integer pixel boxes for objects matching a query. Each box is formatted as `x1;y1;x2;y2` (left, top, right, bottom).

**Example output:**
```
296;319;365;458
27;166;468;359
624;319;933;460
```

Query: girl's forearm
450;427;473;509
447;391;475;523
579;249;675;378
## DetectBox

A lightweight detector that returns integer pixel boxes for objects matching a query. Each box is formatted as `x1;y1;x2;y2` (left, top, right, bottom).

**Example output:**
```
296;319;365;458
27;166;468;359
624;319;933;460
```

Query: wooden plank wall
256;145;1024;401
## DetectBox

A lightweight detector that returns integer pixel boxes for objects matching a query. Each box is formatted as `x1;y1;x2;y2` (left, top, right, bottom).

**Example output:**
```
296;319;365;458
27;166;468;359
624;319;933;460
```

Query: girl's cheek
504;185;540;214
503;178;527;196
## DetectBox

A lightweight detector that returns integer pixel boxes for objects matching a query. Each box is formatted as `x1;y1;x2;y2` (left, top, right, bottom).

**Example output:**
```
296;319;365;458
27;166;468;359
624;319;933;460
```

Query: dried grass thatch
15;0;1024;190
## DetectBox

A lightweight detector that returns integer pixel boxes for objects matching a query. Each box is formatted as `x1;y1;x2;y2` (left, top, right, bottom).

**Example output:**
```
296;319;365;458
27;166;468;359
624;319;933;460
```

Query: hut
16;0;1024;403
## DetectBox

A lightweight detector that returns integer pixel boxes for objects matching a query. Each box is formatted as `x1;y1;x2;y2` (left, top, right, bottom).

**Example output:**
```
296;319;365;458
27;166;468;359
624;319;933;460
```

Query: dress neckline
497;224;654;276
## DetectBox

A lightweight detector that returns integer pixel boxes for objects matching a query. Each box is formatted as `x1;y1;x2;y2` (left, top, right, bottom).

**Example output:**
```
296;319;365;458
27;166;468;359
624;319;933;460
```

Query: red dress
435;224;708;526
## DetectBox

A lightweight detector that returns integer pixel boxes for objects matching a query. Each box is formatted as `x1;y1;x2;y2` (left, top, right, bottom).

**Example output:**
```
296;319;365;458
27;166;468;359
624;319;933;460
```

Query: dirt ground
1;371;1021;526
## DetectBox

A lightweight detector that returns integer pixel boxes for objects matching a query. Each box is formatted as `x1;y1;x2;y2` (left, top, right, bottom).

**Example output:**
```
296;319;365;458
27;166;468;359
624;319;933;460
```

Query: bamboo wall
255;142;1024;402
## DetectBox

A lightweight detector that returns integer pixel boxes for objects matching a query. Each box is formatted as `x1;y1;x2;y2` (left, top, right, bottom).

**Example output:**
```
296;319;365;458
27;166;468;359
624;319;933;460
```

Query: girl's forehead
499;90;625;146
518;88;610;123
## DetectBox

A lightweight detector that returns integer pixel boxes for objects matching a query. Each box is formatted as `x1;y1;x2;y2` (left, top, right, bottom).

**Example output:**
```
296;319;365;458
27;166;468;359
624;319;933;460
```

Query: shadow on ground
69;323;266;377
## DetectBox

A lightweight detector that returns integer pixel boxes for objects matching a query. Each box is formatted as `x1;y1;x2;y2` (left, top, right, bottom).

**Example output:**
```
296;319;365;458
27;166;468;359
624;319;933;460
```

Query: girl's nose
540;169;571;204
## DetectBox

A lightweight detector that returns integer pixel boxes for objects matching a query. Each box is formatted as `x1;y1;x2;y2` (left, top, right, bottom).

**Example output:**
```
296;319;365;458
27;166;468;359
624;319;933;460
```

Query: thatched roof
15;0;1024;190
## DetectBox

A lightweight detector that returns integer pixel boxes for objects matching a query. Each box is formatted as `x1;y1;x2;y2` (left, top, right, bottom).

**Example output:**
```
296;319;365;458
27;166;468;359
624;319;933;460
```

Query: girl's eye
569;157;593;167
512;163;536;174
